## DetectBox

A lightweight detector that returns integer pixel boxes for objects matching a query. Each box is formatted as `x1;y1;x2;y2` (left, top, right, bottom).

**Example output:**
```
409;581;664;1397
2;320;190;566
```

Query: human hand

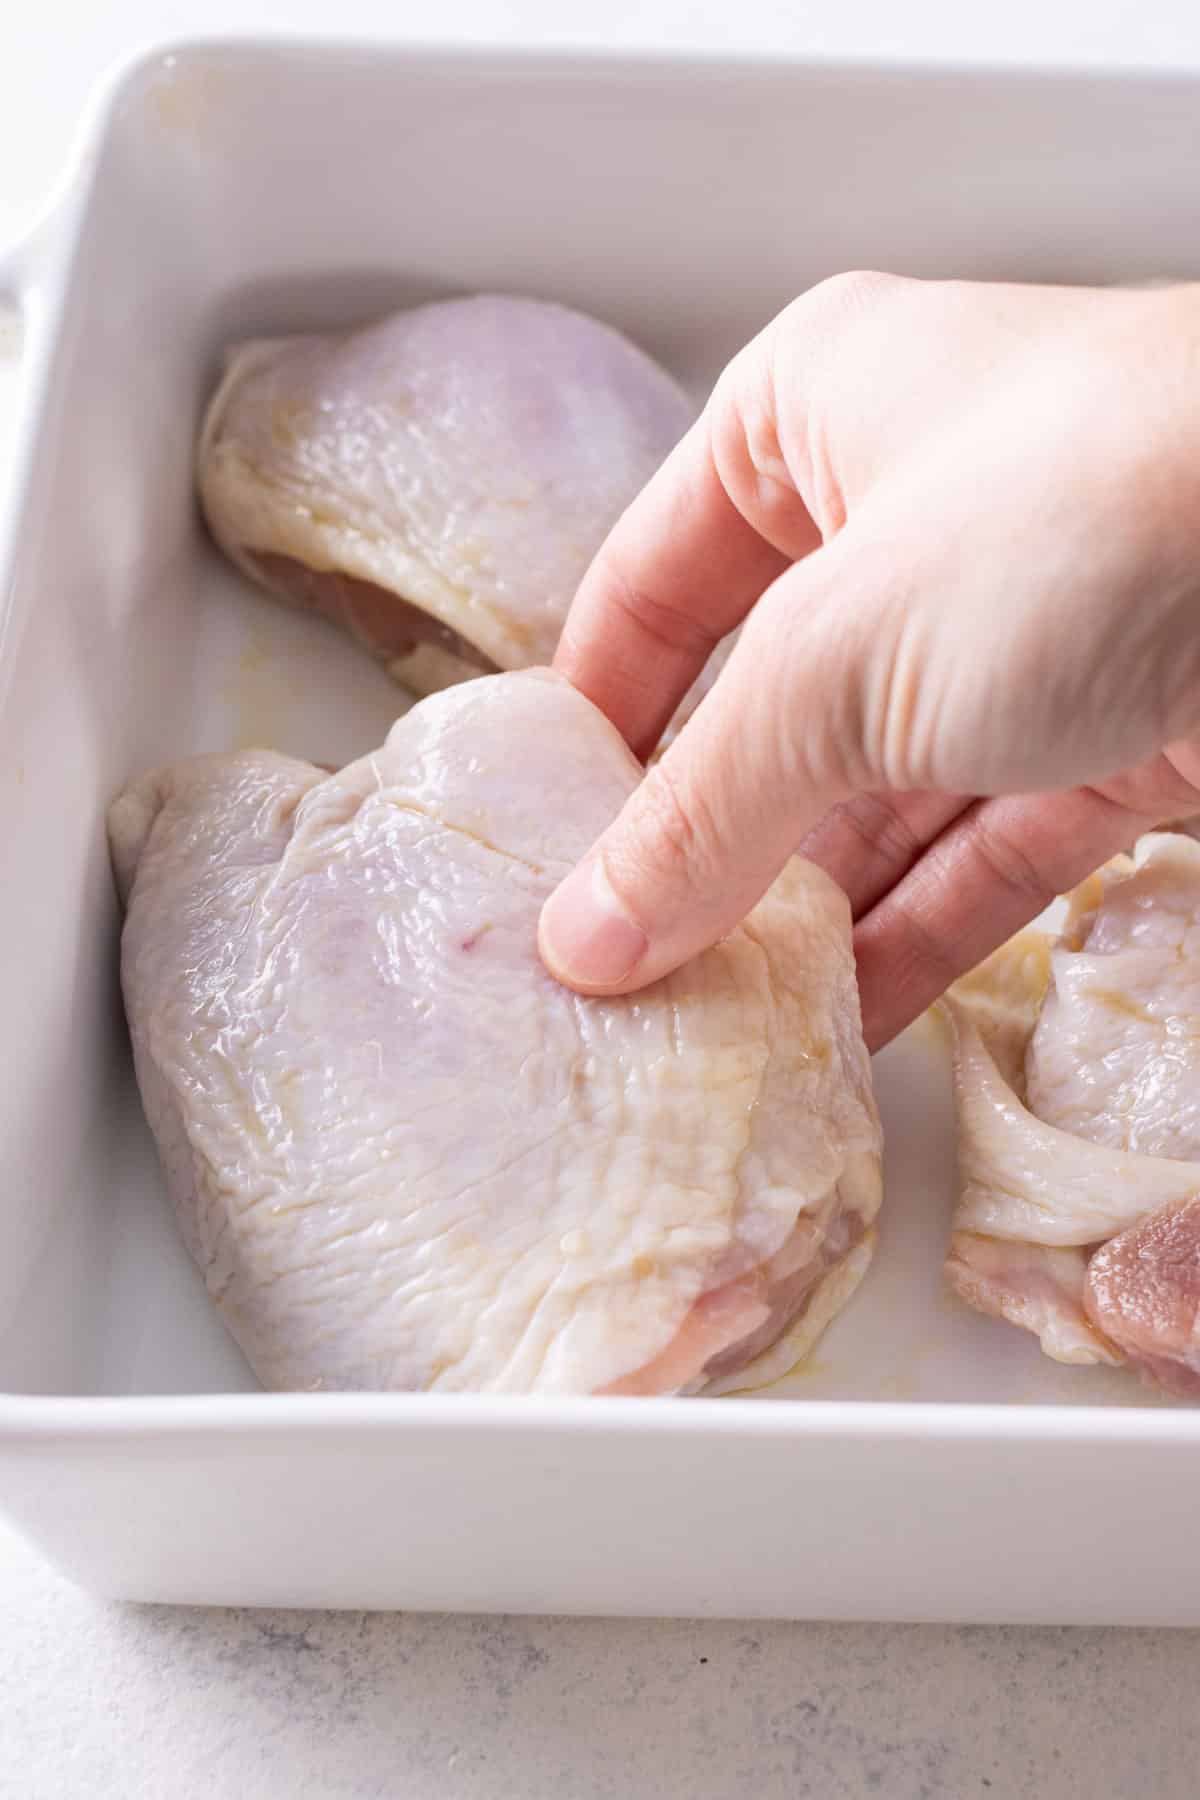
537;273;1200;1047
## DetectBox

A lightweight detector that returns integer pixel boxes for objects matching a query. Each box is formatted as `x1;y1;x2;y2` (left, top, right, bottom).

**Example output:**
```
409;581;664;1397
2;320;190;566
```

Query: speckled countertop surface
6;5;1200;1796
5;1519;1200;1798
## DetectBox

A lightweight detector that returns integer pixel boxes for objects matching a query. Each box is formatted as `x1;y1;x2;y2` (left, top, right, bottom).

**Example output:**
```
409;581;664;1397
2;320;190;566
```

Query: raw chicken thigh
944;834;1200;1396
111;671;882;1396
198;294;695;698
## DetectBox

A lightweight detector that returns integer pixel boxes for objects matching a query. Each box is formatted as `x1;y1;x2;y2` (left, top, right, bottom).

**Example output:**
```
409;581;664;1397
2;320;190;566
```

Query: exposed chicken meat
946;1232;1119;1367
944;835;1200;1395
1084;1200;1200;1396
1025;835;1200;1160
197;294;695;697
111;670;881;1396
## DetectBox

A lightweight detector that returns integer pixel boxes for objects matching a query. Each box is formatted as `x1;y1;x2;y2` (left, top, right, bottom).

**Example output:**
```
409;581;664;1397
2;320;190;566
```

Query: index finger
553;409;807;759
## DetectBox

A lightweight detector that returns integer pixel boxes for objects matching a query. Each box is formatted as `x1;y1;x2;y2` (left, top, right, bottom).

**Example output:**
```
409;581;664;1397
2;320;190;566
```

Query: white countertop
5;5;1200;1795
5;1517;1200;1800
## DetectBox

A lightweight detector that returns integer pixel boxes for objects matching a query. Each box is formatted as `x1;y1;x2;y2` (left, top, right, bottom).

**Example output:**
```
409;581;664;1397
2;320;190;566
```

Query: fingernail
539;858;649;988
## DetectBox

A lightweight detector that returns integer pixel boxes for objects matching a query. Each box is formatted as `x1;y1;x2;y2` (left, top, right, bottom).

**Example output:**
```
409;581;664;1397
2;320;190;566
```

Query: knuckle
707;272;910;547
871;892;965;996
587;541;719;663
766;273;910;542
787;269;904;331
717;271;903;455
962;814;1057;909
834;793;924;870
707;352;787;502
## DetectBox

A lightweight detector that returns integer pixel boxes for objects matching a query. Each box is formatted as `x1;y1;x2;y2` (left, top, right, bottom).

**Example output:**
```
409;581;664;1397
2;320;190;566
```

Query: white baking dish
2;39;1200;1621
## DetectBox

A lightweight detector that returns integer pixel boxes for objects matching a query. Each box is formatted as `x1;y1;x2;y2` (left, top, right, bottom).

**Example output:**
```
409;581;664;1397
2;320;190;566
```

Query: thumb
538;549;866;993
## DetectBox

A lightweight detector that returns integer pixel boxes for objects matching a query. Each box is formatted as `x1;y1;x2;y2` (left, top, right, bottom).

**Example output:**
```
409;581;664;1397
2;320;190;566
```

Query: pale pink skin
197;294;696;685
946;1233;1119;1368
948;836;1200;1396
111;671;880;1397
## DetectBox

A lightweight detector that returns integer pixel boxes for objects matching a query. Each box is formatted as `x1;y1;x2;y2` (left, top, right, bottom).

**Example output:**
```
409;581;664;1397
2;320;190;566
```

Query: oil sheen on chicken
110;671;882;1396
944;833;1200;1397
197;294;697;699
